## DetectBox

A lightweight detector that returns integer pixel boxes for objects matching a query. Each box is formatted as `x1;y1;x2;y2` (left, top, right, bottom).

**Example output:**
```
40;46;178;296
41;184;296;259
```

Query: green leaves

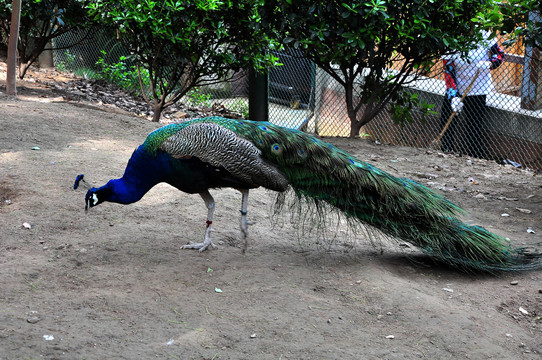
499;0;542;51
89;0;279;121
390;90;437;126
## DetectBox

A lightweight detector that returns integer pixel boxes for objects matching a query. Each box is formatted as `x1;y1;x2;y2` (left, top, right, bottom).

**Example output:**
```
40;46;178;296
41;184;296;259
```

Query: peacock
75;116;541;272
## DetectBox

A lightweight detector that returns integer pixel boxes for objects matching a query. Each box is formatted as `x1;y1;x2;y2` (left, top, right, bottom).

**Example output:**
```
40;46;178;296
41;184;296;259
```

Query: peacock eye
271;143;282;155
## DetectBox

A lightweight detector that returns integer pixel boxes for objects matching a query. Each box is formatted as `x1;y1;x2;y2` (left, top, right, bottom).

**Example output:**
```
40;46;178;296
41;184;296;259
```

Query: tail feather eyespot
271;143;282;155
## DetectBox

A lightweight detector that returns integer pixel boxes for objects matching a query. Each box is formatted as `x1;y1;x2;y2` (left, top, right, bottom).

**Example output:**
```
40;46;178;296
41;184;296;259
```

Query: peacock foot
182;240;217;252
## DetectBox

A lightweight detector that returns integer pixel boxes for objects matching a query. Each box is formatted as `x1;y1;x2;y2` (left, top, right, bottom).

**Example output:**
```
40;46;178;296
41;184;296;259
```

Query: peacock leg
182;190;217;252
240;189;252;253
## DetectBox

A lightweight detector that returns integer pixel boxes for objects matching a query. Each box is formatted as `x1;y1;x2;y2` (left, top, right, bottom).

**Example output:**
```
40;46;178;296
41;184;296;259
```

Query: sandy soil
1;72;541;360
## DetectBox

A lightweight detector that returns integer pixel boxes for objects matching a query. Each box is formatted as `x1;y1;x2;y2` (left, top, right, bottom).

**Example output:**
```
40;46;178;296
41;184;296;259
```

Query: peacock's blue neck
99;145;172;204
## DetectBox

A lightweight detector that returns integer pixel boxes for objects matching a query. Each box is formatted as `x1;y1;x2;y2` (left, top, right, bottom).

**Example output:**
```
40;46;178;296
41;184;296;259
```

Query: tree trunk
349;119;363;138
344;80;360;138
345;86;369;138
6;0;22;96
18;60;32;79
346;87;380;138
349;107;377;138
152;102;163;122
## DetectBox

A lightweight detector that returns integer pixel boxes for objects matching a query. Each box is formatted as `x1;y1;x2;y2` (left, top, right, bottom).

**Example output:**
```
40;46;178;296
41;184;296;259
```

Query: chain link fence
266;40;542;171
40;30;541;171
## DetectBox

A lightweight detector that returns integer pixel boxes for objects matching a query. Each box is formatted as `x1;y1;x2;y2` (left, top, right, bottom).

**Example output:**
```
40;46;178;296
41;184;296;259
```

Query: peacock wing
158;122;289;192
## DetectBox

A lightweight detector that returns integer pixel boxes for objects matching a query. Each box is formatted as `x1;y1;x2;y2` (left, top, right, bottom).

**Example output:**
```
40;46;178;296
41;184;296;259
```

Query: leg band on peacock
182;190;217;251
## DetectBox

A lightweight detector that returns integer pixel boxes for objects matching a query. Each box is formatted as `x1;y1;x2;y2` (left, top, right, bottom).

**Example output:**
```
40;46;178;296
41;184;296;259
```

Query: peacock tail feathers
143;117;540;272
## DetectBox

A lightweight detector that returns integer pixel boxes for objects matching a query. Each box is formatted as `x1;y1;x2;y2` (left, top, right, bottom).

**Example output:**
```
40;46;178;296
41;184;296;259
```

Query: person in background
439;30;504;158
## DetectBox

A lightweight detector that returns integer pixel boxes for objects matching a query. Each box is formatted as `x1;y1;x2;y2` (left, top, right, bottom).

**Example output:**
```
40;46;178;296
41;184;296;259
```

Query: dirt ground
1;69;541;360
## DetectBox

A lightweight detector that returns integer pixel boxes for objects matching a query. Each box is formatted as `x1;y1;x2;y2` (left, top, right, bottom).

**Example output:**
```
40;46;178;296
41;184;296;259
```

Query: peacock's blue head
74;174;99;211
85;188;101;211
84;182;115;210
75;174;115;211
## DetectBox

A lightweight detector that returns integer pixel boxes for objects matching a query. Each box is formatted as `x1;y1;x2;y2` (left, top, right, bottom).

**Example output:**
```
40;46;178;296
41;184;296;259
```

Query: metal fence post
248;68;269;122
